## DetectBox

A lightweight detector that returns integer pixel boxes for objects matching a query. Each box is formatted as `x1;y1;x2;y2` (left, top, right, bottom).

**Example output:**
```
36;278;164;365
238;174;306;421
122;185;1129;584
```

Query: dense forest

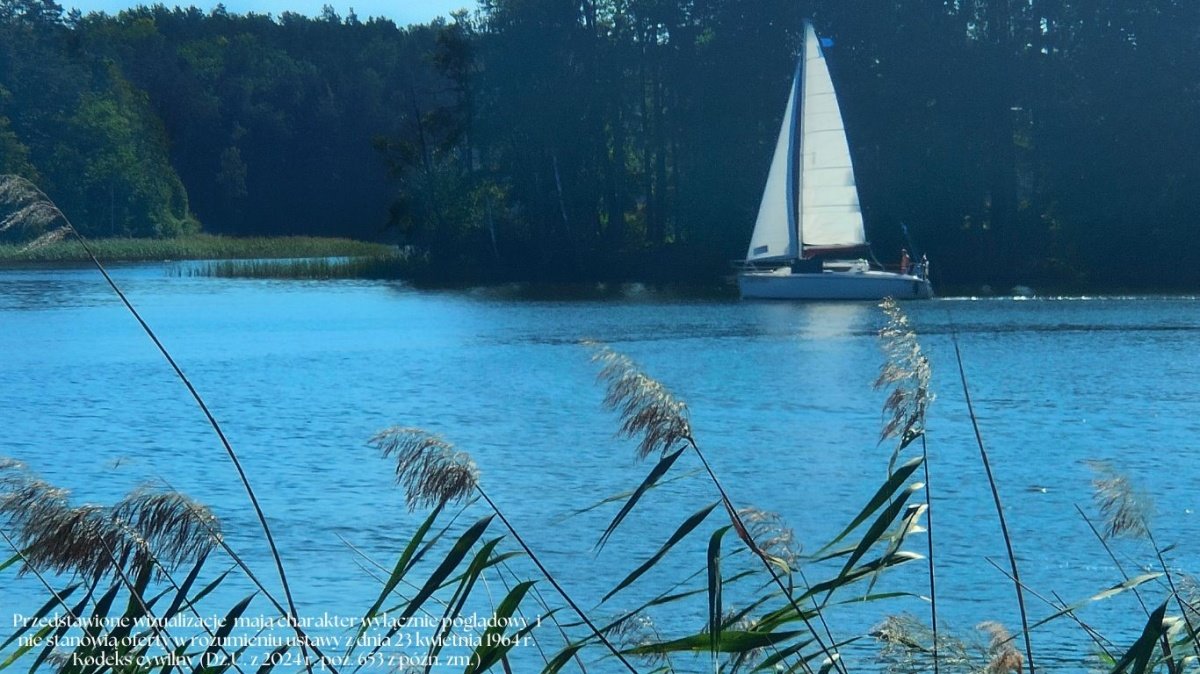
1;0;1197;288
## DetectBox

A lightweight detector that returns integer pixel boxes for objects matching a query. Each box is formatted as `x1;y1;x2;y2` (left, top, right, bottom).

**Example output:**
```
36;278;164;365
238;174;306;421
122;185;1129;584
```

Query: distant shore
0;235;394;264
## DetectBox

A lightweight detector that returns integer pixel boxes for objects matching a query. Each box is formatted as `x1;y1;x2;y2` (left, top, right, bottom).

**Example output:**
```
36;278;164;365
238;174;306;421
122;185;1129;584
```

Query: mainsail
745;21;865;263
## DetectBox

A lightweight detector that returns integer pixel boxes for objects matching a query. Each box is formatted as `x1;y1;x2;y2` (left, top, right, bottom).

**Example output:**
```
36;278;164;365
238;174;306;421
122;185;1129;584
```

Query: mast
790;21;806;260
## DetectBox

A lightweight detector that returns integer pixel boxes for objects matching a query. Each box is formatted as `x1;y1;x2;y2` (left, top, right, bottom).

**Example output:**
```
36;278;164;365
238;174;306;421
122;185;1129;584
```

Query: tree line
2;0;1197;288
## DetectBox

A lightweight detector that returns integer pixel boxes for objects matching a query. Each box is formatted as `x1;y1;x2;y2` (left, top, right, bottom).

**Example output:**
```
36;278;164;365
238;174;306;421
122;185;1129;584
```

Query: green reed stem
950;334;1035;674
686;437;839;674
985;557;1117;662
920;433;940;674
1146;527;1200;657
198;517;341;671
474;486;639;674
47;210;318;674
1075;506;1175;674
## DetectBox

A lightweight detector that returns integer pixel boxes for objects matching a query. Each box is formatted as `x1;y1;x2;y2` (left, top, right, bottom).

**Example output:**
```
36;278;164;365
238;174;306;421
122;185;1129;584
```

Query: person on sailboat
900;249;911;275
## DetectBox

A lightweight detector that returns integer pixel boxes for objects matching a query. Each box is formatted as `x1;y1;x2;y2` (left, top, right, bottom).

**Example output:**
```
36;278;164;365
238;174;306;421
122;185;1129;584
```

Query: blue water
2;265;1199;671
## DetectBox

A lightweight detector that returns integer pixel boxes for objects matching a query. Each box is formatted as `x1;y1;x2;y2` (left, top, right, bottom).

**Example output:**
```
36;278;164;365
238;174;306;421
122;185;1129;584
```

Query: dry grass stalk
369;427;480;510
875;298;934;453
590;345;692;460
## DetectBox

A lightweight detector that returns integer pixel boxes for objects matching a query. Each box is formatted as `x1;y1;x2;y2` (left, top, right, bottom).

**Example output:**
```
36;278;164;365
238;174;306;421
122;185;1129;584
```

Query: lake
2;264;1199;672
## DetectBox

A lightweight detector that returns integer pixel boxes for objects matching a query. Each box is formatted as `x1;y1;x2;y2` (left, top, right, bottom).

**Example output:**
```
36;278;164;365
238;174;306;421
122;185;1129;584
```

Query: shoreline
0;234;394;264
2;241;1197;297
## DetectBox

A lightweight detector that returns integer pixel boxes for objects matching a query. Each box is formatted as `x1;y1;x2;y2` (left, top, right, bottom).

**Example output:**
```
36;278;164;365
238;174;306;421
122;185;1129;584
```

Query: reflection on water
2;265;1199;671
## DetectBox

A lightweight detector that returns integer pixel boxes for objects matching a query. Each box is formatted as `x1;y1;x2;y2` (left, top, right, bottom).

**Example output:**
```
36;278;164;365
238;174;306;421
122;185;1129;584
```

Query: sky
65;0;472;26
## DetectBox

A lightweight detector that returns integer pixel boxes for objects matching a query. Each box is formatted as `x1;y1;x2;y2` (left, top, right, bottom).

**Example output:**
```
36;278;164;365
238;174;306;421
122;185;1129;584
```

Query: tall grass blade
603;501;719;602
816;456;923;554
352;514;495;671
348;505;444;655
541;643;587;674
0;175;316;674
564;469;701;521
750;637;815;672
73;581;122;668
187;568;233;609
1112;601;1169;674
465;581;537;673
1028;574;1163;631
0;625;53;672
950;332;1035;673
473;487;639;674
424;538;505;667
863;504;927;598
196;593;256;672
161;555;209;622
0;585;78;650
708;526;731;669
835;481;923;581
28;591;91;674
598;447;686;549
757;551;923;632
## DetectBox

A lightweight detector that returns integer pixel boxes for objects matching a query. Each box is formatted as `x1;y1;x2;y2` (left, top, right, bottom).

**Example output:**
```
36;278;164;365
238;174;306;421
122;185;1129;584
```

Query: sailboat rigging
738;21;933;300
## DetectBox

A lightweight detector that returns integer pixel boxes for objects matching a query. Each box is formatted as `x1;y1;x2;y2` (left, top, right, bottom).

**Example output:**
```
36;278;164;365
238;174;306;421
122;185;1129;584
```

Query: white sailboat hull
738;268;933;300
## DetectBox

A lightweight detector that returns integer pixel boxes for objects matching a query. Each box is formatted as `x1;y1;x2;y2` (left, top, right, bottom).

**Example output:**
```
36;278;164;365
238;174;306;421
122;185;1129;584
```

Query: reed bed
3;173;1199;673
175;254;413;280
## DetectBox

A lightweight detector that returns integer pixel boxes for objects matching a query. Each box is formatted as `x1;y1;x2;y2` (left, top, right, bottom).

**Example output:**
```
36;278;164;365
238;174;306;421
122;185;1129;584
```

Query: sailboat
738;21;933;300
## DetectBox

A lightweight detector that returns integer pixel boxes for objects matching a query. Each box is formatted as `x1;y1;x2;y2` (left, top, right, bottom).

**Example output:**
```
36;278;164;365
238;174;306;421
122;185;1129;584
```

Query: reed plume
589;343;846;674
875;298;934;456
610;612;669;667
369;426;639;673
876;298;940;673
1088;461;1152;539
368;427;480;509
591;345;692;459
1086;461;1198;655
0;465;219;581
978;622;1024;673
0;174;69;243
737;506;801;570
112;487;222;571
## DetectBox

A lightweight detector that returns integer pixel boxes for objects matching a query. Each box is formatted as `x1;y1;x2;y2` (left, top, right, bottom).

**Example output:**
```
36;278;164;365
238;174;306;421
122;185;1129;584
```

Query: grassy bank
0;234;394;263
